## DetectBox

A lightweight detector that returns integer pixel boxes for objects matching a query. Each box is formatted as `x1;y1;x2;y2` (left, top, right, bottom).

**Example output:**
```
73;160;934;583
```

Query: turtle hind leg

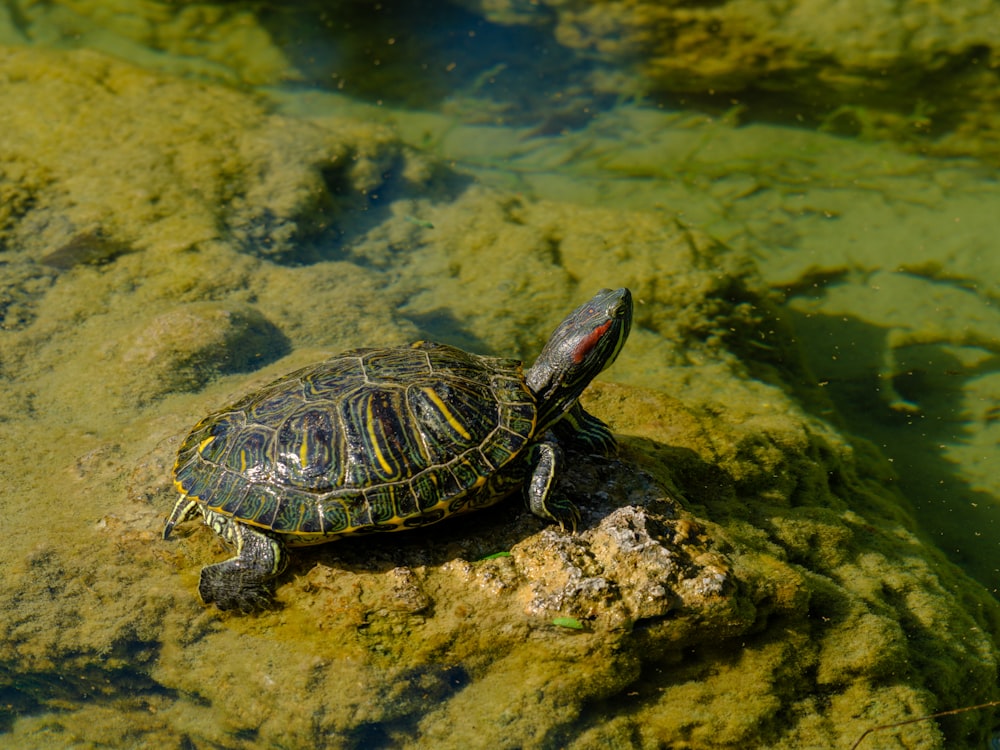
197;509;288;612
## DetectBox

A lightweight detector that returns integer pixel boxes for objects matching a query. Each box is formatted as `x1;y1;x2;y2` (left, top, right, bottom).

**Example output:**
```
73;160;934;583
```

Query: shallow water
3;1;1000;748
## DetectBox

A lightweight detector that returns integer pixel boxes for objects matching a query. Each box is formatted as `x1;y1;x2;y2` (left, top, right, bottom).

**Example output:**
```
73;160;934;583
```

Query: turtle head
526;288;632;432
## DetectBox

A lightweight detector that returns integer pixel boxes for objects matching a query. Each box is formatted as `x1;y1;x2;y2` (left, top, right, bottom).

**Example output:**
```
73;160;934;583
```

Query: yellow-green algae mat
0;46;998;749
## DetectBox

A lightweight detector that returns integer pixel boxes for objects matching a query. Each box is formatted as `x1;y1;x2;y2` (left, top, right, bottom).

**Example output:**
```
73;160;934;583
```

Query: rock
13;0;296;85
39;229;135;270
0;46;413;264
453;0;1000;156
116;302;290;404
458;0;982;101
513;504;732;629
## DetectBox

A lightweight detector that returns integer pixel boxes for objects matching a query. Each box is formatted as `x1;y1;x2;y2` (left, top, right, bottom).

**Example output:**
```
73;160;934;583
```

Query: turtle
164;287;633;611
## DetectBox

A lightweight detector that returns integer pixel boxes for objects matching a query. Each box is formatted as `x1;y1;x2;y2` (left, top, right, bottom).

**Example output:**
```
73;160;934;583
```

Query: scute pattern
172;342;537;539
339;385;424;485
276;407;337;489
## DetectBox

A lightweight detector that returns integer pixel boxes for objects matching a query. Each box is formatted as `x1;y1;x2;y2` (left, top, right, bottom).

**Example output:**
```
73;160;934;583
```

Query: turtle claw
199;582;267;613
549;498;581;534
197;561;269;612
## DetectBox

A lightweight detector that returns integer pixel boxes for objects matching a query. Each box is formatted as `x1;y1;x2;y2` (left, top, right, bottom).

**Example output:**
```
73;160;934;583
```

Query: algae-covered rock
8;0;296;84
0;45;413;266
0;43;998;750
453;0;1000;158
457;0;1000;101
114;302;290;405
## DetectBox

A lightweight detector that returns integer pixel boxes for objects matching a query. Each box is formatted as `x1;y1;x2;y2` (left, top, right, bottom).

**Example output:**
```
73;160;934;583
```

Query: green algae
0;41;998;750
3;0;295;85
477;551;512;561
551;617;585;630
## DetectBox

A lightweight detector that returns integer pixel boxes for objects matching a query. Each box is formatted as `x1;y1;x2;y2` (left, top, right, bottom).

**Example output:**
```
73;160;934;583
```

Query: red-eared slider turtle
164;288;633;611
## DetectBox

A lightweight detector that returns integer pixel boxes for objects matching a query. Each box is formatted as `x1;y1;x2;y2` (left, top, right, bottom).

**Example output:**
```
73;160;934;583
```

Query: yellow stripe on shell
421;386;473;440
299;433;310;471
366;394;395;477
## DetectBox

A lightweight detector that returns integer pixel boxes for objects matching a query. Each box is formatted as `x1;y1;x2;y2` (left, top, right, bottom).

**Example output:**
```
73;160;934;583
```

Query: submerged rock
470;0;994;101
454;0;1000;158
7;0;296;85
0;45;417;265
115;302;291;405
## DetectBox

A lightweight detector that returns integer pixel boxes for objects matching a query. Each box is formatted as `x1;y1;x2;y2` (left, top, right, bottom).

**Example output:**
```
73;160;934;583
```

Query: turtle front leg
198;509;288;612
552;402;617;455
524;440;580;532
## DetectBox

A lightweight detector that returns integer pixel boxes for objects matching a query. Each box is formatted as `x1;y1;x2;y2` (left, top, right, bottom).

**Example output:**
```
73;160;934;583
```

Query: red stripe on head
572;321;611;363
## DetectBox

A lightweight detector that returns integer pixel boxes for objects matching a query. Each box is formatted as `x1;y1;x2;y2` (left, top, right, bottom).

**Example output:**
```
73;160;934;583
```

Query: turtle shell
172;342;538;542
